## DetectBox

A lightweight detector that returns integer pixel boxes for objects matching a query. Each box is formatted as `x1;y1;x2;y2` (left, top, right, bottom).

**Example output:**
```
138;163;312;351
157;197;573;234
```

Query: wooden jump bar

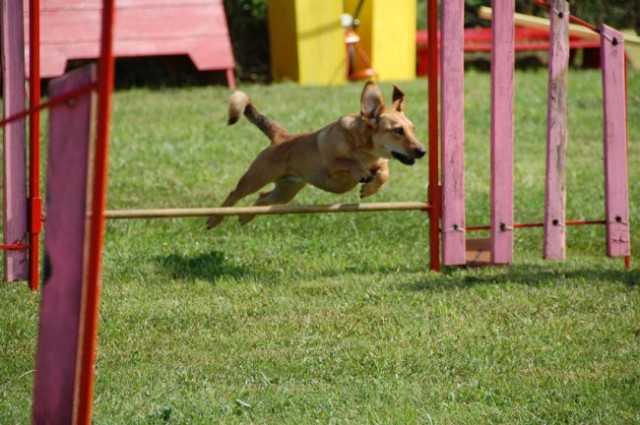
105;202;432;219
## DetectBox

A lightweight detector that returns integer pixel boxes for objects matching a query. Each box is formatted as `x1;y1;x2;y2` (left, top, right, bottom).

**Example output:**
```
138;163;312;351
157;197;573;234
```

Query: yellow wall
344;0;416;81
269;0;345;85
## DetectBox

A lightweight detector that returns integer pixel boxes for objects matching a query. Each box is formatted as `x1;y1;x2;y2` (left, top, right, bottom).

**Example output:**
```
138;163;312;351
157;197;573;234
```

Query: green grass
1;70;640;424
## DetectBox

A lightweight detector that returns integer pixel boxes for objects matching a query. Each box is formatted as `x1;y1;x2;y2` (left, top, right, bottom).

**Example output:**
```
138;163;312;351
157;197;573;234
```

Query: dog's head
360;81;426;165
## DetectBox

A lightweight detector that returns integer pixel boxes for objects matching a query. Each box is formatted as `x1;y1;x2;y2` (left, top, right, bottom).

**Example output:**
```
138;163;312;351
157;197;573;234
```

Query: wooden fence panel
600;25;631;257
490;0;515;264
441;0;466;265
543;0;570;260
1;0;29;281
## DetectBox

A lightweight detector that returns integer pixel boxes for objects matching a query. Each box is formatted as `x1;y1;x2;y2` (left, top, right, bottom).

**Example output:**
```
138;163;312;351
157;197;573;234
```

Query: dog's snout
414;147;427;159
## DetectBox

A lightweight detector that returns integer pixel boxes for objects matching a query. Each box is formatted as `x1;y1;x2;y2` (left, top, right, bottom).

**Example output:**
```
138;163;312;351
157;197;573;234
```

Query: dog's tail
228;91;288;144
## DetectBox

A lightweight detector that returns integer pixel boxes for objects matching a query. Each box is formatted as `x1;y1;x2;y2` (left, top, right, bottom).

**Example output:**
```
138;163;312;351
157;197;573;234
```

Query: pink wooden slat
1;0;29;281
600;25;631;257
543;0;570;260
441;0;466;265
32;65;96;423
490;0;515;265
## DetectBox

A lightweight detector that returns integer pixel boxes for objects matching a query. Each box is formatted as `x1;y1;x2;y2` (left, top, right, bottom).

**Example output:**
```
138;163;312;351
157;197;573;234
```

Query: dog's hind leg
206;157;282;229
238;176;306;225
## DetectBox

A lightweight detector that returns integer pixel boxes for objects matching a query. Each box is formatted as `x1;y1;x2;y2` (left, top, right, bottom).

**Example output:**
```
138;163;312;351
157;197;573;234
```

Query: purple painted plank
32;65;96;425
600;25;630;257
441;0;466;266
1;0;29;281
490;0;515;265
543;0;570;260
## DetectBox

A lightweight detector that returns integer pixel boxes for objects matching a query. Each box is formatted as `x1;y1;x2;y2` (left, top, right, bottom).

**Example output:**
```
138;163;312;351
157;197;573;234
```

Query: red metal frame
72;1;115;423
75;1;115;423
28;0;41;292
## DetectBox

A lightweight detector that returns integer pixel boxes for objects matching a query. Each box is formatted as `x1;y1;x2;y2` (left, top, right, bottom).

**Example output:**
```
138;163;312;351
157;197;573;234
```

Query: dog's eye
393;127;405;136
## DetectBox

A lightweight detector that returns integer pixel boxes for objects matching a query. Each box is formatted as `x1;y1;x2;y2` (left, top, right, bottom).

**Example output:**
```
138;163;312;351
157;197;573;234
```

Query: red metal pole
427;0;441;272
75;0;115;423
0;83;95;127
28;0;41;291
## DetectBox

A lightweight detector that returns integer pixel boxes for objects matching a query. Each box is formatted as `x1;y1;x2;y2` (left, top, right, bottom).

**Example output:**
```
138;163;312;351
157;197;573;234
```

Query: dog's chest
308;169;358;194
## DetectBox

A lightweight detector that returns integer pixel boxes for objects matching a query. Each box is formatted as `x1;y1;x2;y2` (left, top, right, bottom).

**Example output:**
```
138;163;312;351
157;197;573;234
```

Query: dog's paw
357;170;374;183
360;183;379;198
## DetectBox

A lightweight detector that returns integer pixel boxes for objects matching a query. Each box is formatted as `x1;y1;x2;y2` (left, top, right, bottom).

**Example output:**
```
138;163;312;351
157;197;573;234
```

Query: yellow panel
268;0;299;82
269;0;345;85
295;1;345;85
371;0;416;81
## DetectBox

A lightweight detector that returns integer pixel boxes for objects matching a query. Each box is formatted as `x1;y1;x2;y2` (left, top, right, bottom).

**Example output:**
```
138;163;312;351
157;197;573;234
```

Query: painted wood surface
600;25;631;257
1;0;29;281
23;0;235;86
441;0;466;265
543;0;570;260
490;0;515;264
32;65;96;424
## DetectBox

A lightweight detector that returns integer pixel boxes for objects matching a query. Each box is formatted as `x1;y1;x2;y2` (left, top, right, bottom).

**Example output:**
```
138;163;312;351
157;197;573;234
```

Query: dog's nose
413;147;427;159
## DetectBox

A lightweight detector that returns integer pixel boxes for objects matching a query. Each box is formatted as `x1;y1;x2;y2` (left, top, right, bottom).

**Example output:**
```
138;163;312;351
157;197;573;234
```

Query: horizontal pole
0;82;96;128
105;202;432;220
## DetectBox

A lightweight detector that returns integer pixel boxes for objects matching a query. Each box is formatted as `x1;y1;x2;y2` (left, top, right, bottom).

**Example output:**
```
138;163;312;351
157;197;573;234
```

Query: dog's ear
360;80;385;123
392;86;406;112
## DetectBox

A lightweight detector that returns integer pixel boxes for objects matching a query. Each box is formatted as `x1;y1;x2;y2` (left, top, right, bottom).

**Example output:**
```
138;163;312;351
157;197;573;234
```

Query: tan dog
207;81;426;228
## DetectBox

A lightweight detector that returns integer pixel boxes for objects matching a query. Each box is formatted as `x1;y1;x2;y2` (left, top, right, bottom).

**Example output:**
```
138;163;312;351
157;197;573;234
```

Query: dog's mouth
392;151;416;165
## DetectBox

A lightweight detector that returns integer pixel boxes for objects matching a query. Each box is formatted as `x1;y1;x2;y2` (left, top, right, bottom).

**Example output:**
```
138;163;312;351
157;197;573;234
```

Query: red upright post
28;0;42;290
427;0;440;272
75;0;116;423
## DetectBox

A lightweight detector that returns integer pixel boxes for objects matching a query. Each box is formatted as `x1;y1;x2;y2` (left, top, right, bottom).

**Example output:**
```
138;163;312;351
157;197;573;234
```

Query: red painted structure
23;0;236;87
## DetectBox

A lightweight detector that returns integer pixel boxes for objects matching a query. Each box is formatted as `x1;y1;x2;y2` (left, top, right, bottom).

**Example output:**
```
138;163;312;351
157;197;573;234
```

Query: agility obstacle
0;0;633;423
100;0;631;269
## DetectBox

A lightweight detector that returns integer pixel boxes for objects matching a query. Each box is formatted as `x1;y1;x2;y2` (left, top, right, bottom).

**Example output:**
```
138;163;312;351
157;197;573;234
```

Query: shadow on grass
153;249;639;291
154;251;251;284
405;263;640;292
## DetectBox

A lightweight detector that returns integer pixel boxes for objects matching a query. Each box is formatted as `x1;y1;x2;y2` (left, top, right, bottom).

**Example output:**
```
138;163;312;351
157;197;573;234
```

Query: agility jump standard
101;0;631;270
438;0;630;267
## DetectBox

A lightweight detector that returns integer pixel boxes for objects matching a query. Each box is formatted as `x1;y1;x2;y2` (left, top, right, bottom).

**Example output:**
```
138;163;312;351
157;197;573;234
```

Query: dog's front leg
329;158;373;183
360;161;389;198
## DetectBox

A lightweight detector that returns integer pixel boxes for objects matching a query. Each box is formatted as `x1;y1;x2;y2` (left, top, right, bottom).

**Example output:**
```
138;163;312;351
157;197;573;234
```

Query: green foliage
1;71;640;423
223;0;270;82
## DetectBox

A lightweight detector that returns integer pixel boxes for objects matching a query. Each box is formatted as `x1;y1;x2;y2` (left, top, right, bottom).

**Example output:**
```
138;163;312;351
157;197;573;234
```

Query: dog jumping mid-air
206;80;426;229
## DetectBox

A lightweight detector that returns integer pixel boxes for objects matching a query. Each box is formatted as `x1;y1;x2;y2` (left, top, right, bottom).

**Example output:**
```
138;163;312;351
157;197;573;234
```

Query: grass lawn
1;70;639;424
